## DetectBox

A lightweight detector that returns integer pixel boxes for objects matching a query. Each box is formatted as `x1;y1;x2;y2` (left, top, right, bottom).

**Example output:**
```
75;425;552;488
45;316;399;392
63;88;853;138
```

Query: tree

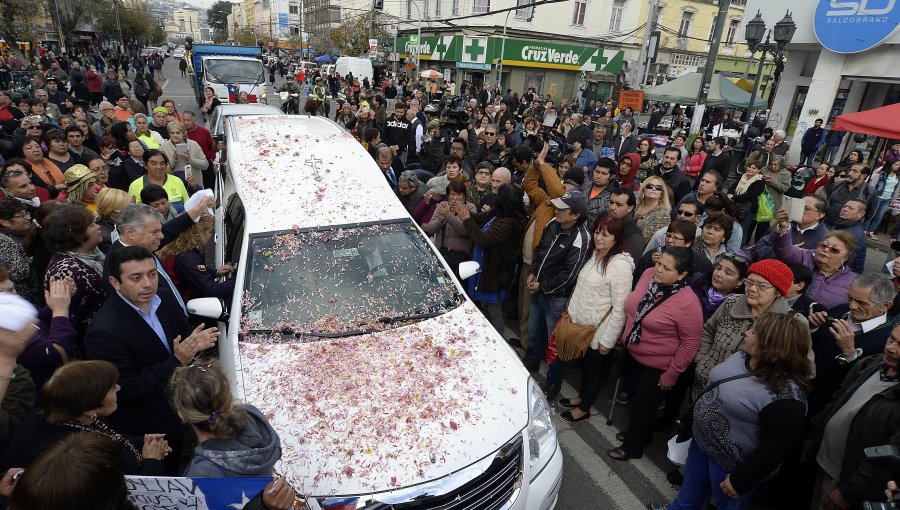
96;6;153;47
150;25;167;45
0;0;40;51
54;0;105;49
329;16;386;57
207;1;232;40
235;31;257;47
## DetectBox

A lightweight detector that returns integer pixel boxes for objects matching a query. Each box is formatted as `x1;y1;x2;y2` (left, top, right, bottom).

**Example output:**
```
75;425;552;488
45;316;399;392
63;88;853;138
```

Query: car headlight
527;377;557;480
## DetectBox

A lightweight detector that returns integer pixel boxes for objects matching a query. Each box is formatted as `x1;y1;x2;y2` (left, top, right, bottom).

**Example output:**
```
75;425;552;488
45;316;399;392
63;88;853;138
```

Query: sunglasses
715;252;750;265
645;184;664;191
676;209;695;217
816;241;845;255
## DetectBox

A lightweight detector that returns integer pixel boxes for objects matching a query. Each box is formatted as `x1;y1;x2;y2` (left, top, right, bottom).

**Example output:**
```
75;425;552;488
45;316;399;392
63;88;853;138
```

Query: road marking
161;79;170;90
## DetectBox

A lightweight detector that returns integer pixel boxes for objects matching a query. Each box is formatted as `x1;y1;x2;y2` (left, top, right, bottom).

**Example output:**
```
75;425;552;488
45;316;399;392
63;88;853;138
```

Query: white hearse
189;115;562;509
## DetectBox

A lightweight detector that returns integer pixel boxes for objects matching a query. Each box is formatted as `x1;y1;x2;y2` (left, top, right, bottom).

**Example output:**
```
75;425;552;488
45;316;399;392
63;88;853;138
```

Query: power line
372;0;569;27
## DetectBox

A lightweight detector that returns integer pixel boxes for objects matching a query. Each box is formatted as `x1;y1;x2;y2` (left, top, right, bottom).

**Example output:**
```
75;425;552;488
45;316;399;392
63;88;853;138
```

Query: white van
188;115;562;509
335;56;373;83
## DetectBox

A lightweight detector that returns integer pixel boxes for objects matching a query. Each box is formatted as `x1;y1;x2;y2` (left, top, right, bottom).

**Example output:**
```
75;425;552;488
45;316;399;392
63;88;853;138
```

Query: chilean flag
227;83;258;103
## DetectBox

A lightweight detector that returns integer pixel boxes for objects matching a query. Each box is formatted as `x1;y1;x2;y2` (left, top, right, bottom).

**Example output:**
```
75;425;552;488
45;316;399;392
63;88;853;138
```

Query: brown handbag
552;307;613;361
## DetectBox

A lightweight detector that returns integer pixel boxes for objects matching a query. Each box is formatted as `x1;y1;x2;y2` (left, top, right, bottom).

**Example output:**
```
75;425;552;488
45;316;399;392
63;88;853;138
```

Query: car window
241;220;462;338
224;193;245;265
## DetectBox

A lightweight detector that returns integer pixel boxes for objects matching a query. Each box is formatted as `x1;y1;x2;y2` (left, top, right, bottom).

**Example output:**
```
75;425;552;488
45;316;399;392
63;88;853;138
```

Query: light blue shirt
117;292;170;354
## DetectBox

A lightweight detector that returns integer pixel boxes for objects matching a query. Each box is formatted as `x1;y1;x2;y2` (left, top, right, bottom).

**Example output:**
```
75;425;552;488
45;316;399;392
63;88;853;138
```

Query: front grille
373;436;523;510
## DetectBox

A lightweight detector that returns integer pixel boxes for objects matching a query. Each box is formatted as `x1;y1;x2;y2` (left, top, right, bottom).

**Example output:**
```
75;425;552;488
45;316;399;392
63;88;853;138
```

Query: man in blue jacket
800;118;826;167
523;190;591;401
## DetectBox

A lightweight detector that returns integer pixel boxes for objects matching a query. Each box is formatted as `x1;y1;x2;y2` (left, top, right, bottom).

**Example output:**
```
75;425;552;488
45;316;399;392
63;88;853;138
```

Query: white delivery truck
188;115;563;509
335;56;373;83
190;44;268;105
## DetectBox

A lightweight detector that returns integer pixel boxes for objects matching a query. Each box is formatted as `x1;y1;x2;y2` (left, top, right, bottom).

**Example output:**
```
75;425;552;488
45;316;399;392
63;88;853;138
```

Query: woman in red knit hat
692;259;809;399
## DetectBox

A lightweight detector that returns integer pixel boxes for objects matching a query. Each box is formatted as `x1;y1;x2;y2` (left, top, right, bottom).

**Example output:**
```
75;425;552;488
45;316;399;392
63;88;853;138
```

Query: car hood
237;302;529;497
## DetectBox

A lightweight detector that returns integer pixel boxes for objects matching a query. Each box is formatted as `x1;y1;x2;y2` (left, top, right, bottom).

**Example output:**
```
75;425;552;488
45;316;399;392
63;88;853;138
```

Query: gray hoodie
184;404;281;477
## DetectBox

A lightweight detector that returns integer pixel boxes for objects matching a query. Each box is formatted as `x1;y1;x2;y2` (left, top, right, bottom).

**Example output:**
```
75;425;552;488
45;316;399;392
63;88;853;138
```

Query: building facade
745;0;900;164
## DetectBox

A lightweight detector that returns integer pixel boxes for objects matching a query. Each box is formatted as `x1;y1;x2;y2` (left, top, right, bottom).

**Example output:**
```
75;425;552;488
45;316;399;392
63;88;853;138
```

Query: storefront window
787;86;808;137
524;73;543;95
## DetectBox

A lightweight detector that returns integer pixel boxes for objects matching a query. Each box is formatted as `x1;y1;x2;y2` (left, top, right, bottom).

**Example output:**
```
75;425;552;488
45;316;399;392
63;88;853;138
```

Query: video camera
438;95;470;132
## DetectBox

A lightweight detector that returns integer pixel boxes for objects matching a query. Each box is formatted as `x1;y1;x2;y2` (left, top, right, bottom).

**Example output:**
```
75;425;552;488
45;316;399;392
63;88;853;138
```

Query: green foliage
0;0;40;47
150;25;167;45
235;31;257;47
329;15;386;57
207;1;232;38
97;5;154;44
55;0;105;48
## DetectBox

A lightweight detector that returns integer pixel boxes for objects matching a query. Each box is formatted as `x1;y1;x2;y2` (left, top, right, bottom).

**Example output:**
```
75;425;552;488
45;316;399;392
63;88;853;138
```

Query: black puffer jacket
462;214;526;293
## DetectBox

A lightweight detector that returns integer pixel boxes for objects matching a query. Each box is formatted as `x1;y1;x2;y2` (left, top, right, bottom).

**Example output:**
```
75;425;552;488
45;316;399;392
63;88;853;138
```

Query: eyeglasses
664;233;685;242
743;278;774;291
645;184;664;191
676;209;695;217
476;170;491;176
816;241;846;255
485;132;497;136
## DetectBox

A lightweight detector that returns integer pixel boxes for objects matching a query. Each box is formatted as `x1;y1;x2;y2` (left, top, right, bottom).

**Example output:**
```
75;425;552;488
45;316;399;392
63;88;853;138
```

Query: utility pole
690;0;731;135
113;0;125;52
634;0;657;89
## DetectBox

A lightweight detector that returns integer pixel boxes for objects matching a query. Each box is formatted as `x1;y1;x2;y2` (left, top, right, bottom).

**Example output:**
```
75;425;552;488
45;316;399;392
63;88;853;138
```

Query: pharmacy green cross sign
590;50;608;69
464;38;486;62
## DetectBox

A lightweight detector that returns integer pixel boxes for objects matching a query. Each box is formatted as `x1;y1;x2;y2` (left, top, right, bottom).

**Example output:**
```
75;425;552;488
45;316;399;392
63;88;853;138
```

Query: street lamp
741;10;795;122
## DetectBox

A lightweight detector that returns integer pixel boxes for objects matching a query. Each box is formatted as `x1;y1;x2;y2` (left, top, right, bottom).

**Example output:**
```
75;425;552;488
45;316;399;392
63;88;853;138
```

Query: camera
863;445;900;510
438;95;469;132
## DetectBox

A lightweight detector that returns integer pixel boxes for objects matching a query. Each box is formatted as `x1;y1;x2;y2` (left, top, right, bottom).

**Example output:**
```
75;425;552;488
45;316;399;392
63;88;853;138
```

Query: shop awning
643;72;767;110
833;103;900;141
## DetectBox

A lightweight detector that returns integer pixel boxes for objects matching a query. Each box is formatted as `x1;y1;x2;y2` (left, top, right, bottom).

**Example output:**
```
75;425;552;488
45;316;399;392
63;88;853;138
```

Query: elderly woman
95;187;132;254
4;360;170;475
634;176;671;240
18;137;66;198
651;313;811;510
771;208;857;310
158;215;236;301
62;165;101;213
424;181;475;281
557;215;635;422
160;120;207;191
691;253;750;322
0;198;36;303
456;184;528;334
692;259;806;398
695;212;736;264
43;205;108;338
608;247;702;462
413;176;448;227
467;164;493;207
170;359;281;478
133;113;163;149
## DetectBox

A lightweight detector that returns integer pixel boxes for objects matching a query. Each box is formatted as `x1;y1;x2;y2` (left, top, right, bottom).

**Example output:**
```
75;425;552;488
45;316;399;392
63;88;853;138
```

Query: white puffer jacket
566;252;635;350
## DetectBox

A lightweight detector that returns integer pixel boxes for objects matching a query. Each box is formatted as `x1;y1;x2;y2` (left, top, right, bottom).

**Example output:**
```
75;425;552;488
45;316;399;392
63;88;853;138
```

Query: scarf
706;286;729;309
64;247;105;275
62;416;143;464
625;278;688;345
203;95;215;111
734;172;763;195
33;159;65;186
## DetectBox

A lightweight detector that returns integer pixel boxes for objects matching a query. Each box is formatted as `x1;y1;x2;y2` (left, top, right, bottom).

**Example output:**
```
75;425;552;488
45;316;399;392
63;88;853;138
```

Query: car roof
225;115;408;233
216;104;282;116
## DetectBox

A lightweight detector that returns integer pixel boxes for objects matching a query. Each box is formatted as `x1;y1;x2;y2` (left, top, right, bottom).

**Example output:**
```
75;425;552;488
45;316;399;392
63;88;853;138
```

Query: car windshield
205;59;264;84
241;220;463;339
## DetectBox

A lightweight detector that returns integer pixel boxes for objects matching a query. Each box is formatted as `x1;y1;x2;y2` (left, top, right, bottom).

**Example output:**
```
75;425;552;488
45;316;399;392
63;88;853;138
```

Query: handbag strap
696;371;757;401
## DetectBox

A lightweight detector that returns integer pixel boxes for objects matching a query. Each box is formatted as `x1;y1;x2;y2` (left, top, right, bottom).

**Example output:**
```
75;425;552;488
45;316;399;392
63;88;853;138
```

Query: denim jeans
667;441;757;510
799;151;817;167
824;145;841;165
524;293;568;385
864;197;892;232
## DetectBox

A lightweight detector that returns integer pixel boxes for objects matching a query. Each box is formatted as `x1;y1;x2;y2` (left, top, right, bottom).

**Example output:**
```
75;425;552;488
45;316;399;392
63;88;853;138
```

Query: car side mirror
458;261;481;280
187;297;224;319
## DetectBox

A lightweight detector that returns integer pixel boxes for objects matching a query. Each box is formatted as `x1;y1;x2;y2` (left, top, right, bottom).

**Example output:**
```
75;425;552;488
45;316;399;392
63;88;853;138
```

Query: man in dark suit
103;201;212;315
85;247;217;465
612;121;638;160
699;136;731;179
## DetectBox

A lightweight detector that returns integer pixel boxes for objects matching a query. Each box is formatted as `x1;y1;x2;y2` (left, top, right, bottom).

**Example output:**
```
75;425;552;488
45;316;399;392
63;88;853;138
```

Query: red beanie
747;259;794;296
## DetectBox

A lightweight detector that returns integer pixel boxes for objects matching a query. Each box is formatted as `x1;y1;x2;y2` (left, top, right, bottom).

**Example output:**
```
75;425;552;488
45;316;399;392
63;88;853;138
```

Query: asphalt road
152;55;894;510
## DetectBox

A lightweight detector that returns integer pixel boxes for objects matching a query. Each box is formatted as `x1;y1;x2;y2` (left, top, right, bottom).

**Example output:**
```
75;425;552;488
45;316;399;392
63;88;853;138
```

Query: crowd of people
0;45;898;510
363;83;900;509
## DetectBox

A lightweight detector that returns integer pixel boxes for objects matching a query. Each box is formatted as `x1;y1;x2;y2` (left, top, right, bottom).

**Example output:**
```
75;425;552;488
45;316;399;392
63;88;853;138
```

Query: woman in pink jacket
608;246;703;461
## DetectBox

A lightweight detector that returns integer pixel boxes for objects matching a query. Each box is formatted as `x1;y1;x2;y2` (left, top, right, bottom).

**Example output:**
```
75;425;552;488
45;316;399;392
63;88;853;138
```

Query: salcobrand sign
395;36;624;73
814;0;900;53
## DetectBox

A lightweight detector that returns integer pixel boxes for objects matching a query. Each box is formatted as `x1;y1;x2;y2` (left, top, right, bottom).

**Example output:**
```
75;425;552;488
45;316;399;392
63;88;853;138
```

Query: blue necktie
155;257;187;316
388;168;397;186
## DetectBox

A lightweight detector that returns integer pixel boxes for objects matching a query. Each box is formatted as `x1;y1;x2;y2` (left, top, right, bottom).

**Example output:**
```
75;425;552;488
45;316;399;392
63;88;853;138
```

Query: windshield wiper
245;327;377;339
377;310;444;324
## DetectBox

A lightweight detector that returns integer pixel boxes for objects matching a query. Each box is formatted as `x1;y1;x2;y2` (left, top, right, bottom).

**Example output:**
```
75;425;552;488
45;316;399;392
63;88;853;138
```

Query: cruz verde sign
814;0;900;53
395;36;624;73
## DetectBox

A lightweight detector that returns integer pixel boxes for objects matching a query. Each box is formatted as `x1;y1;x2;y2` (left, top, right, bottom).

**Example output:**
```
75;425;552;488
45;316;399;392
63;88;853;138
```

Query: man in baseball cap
524;189;592;401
